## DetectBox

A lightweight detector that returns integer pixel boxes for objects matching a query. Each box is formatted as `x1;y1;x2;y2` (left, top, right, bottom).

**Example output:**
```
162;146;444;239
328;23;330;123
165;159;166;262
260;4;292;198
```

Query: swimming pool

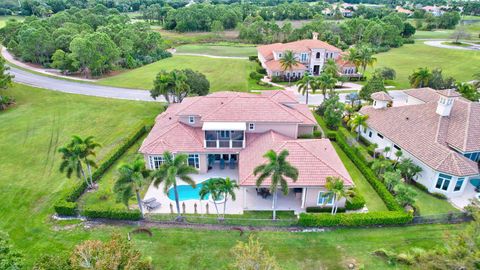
167;178;223;201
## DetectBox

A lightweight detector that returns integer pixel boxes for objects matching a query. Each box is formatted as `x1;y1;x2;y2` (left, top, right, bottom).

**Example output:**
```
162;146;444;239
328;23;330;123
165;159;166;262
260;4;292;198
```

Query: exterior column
243;188;247;208
301;187;306;209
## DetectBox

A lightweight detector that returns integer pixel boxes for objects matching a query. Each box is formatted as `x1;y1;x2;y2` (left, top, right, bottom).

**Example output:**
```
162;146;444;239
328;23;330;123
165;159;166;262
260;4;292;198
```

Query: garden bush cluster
53;121;151;217
81;206;142;220
299;211;413;227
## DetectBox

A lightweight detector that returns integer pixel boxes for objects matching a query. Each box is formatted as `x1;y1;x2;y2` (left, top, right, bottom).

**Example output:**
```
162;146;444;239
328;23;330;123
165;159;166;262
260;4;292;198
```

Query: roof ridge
141;122;179;149
462;102;472;150
174;96;204;116
201;94;239;120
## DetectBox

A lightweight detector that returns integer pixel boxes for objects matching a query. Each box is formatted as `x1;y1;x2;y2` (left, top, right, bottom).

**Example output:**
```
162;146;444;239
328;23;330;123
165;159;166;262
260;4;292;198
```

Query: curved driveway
9;66;161;102
424;40;480;51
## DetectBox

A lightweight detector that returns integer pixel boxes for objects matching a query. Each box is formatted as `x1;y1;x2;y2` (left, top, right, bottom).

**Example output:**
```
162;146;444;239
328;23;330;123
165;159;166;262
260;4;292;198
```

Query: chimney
312;32;319;40
436;89;459;117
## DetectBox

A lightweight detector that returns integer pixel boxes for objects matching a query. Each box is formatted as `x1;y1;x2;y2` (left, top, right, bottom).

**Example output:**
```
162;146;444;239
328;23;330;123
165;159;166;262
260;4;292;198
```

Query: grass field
369;42;480;89
175;44;257;57
412;186;460;215
97;55;279;92
0;15;24;28
0;83;470;269
333;143;388;212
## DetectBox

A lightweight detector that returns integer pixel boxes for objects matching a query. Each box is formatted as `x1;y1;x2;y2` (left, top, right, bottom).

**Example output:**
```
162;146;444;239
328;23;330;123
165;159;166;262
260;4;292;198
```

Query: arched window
316;52;320;59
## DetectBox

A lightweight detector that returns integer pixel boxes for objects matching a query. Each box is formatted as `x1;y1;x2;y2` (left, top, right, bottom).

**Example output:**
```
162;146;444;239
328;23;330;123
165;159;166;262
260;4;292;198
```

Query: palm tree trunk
306;89;309;105
222;193;228;219
272;190;278;220
173;183;182;220
357;126;360;141
136;189;144;219
213;201;220;218
85;161;94;187
79;163;90;188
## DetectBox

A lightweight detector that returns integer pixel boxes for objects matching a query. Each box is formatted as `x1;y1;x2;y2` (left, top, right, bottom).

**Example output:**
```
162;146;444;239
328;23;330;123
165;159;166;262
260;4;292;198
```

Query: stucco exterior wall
297;125;314;137
247;122;298;138
303;187;346;208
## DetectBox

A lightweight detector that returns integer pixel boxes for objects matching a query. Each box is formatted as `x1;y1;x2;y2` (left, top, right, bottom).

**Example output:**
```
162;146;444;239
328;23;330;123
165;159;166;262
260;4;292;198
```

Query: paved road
8;66;161;102
424;40;480;51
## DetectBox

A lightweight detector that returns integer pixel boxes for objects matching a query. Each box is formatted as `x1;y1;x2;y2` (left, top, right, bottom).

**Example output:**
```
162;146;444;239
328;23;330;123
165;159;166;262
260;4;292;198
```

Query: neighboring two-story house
140;91;353;214
360;89;480;206
257;33;358;81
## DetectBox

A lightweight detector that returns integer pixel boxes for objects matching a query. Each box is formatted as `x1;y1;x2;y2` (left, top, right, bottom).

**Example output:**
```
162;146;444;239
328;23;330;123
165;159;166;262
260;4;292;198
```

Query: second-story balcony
204;130;245;149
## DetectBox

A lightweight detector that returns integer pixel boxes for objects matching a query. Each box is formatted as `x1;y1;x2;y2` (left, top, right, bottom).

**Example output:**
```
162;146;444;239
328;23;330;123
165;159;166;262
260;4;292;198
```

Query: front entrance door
313;65;320;75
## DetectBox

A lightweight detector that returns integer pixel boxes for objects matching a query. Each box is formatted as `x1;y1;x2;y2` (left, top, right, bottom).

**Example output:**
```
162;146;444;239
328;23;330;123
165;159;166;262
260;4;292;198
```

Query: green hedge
335;132;403;212
306;207;346;213
346;191;366;210
298;211;413;227
53;121;151;216
81;207;142;220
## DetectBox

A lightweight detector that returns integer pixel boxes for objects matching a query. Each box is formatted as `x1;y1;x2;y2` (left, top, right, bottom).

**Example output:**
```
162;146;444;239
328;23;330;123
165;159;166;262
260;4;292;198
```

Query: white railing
204;139;244;148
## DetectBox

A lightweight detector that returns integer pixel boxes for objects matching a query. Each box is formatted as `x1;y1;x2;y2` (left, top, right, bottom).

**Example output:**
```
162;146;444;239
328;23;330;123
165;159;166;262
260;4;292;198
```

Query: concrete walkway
1;47;97;82
424;40;480;51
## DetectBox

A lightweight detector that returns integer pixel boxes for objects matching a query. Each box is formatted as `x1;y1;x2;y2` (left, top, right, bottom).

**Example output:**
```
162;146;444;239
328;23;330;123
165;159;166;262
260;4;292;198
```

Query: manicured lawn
0;83;161;267
332;143;388;212
175;44;257;57
369;43;480;89
411;186;460;215
97;55;262;92
414;30;454;39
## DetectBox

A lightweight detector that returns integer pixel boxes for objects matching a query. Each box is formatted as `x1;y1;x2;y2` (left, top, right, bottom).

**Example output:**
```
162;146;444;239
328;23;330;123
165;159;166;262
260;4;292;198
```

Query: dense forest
0;5;171;76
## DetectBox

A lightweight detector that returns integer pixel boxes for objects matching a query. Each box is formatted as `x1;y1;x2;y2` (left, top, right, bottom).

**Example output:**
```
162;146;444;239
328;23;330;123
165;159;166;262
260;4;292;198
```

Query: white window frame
453;177;464;192
301;53;307;62
187;153;200;169
435;173;452;191
317;191;334;206
149;156;164;169
188;116;195;124
248;123;255;131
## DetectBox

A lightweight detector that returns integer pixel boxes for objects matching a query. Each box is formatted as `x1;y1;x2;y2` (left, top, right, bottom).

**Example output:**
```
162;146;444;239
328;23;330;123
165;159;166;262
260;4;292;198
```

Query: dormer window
278;53;282;58
188;116;195;124
249;123;255;131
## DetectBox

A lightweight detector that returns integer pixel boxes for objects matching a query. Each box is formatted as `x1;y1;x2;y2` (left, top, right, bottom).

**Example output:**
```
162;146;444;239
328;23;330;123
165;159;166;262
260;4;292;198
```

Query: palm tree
113;156;150;218
397;158;422;184
344;47;362;72
219;177;239;218
254;149;299;220
324;176;353;215
347;113;369;141
393;150;403;168
384;146;391;158
279;50;299;85
151;70;190;103
409;67;432;88
152;151;198;221
316;72;337;101
323;59;339;78
296;72;315;104
199;178;222;217
383;171;402;192
372;158;392;177
357;46;377;75
70;135;101;188
58;145;89;187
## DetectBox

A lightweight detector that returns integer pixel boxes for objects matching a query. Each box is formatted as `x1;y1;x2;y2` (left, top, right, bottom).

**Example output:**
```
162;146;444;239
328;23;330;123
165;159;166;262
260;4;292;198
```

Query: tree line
0;5;171;77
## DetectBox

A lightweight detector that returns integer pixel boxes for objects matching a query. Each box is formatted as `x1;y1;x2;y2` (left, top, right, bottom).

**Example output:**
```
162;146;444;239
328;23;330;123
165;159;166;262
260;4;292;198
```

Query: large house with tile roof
257;33;359;81
360;88;480;205
140;91;353;213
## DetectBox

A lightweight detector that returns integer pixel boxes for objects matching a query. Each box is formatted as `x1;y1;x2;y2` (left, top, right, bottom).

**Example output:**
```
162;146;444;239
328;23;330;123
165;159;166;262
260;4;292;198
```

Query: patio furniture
229;159;236;169
146;201;161;211
208;155;215;170
220;159;225;169
142;198;156;205
257;188;271;199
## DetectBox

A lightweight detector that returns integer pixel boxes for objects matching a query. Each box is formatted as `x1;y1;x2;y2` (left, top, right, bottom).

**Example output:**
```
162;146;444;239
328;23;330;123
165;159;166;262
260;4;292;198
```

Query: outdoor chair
146;201;161;211
220;159;225;169
229;159;236;169
142;198;156;205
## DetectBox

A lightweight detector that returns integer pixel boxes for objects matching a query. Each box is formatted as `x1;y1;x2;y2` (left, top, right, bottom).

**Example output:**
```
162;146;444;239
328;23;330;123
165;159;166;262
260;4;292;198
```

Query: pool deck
450;182;479;209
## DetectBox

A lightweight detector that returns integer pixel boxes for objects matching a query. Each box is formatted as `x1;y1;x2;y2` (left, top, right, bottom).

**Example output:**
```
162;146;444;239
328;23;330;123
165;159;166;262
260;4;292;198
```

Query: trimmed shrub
249;71;263;81
53;121;151;216
248;55;258;61
326;131;337;140
335;132;403;211
298;211;413;227
346;191;366;210
432;192;448;200
412;181;429;192
81;207;142;220
298;134;314;139
256;65;267;75
313;130;322;138
306;207;346;213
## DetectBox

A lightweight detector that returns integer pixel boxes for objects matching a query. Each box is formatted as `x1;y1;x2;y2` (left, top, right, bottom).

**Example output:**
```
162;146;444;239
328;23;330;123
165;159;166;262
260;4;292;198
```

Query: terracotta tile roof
239;131;353;187
261;90;298;103
264;60;306;72
258;39;342;61
360;88;480;176
371;92;392;101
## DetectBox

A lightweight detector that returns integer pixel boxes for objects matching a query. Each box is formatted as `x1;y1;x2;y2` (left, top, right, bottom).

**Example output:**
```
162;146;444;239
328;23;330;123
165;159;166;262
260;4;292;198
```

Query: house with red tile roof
140;91;353;214
257;33;359;81
360;88;480;205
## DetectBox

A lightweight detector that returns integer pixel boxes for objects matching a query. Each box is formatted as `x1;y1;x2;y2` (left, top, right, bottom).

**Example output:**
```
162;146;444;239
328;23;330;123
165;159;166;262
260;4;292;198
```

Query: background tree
231;235;280;270
428;68;456;90
114;156;150;218
152;151;197;221
151;69;191;103
316;72;338;100
450;25;471;43
375;67;396;80
323;94;345;130
409;67;432;88
456;82;480;101
50;49;75;74
279;50;298;85
184;69;210;97
0;56;13;90
359;73;386;101
254;149;298;220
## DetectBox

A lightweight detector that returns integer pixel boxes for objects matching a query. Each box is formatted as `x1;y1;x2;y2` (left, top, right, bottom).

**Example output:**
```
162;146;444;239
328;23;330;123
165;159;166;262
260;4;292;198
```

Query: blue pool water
471;179;480;188
167;179;222;201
